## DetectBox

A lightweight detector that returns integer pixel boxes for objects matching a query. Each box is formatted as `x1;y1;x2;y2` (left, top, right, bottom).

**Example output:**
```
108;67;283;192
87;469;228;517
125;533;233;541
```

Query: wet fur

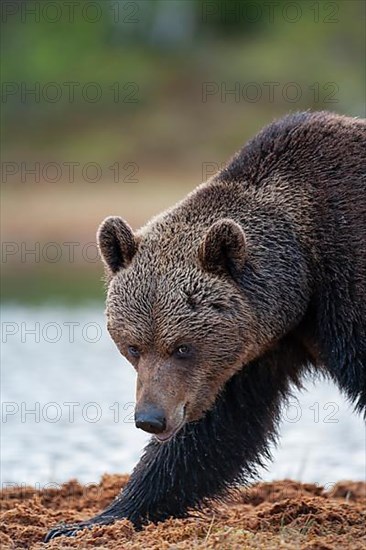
46;111;366;541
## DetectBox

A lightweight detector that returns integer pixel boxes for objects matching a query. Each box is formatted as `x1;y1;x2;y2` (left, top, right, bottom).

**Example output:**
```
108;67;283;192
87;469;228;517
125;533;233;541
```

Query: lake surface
2;305;365;490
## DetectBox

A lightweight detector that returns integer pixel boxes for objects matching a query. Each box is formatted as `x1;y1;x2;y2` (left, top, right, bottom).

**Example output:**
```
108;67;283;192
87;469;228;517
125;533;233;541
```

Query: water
2;305;365;490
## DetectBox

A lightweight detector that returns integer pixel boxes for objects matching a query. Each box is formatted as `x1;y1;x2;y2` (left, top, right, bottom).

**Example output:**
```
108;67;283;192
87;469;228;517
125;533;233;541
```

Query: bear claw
45;516;115;542
45;523;88;542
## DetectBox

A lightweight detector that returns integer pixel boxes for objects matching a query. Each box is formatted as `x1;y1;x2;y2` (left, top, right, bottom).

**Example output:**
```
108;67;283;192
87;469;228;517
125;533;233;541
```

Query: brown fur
98;111;366;436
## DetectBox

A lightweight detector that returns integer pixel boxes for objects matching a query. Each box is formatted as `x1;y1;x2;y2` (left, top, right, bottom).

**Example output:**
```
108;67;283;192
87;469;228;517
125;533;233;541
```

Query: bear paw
44;515;116;542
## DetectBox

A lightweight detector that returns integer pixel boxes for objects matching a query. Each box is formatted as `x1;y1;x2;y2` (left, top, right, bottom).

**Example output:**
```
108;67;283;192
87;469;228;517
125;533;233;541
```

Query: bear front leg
45;337;308;541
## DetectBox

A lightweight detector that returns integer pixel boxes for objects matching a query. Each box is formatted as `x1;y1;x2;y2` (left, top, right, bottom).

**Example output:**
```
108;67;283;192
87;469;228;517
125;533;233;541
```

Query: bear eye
127;345;141;359
173;344;192;359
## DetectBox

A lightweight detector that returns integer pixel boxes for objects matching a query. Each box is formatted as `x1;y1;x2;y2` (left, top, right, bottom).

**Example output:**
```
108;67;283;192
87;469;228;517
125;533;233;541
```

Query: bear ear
198;219;247;278
97;216;138;274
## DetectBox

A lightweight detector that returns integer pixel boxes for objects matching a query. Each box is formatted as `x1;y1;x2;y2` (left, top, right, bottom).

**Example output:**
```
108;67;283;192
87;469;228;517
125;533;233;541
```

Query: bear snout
134;404;167;434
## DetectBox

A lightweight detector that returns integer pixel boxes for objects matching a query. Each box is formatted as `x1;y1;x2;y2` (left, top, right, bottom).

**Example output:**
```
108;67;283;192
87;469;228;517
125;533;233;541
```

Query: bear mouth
154;408;186;443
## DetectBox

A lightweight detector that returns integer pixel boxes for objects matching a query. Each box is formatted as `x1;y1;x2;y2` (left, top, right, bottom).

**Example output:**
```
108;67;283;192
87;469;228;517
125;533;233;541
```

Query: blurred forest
1;0;365;303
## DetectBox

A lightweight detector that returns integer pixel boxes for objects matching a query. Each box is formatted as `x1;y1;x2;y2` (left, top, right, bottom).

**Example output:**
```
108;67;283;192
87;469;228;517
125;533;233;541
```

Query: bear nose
135;405;166;434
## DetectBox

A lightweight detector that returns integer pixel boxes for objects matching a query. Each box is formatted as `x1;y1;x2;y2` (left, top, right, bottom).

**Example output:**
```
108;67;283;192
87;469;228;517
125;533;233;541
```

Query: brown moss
1;475;365;549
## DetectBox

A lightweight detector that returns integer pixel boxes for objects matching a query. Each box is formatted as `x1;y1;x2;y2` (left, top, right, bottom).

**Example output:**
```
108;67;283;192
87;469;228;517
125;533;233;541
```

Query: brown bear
46;111;366;540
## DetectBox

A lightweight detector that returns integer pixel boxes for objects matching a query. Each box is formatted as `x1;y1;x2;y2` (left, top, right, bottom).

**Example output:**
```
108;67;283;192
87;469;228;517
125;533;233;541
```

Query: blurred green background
1;0;365;304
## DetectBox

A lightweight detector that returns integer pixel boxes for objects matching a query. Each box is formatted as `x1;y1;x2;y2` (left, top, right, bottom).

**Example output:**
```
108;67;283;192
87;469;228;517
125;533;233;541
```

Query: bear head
97;214;258;442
